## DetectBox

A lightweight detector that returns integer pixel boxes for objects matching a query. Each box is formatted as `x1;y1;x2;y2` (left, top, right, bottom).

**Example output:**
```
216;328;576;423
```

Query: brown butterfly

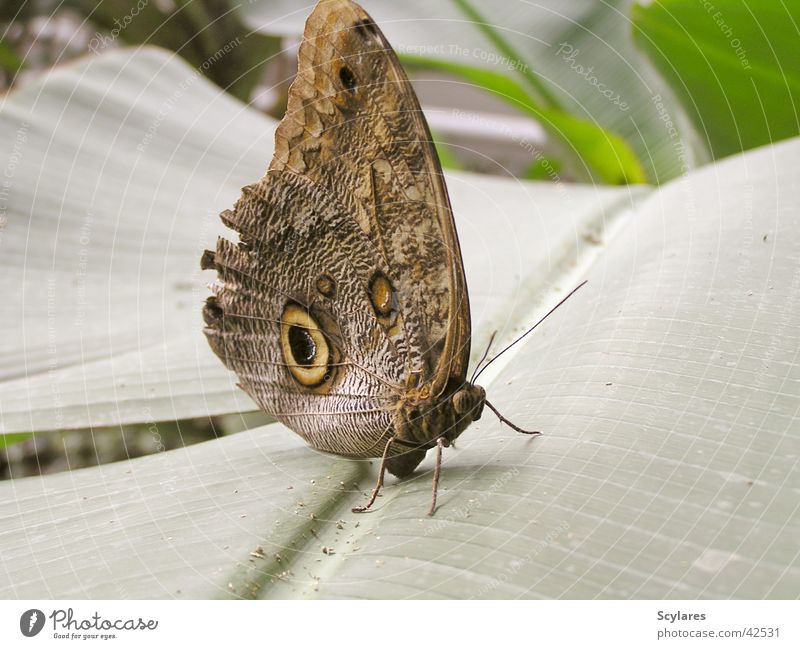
201;0;579;515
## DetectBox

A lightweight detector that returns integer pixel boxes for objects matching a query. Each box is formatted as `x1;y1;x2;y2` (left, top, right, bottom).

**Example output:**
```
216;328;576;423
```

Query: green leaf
0;40;23;75
524;155;561;181
450;0;562;110
0;433;30;449
632;0;800;159
400;54;534;108
433;138;464;170
402;55;647;184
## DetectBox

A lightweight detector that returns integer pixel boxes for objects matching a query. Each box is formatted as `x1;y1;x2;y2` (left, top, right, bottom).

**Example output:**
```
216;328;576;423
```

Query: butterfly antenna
470;330;497;384
484;400;540;435
471;280;588;385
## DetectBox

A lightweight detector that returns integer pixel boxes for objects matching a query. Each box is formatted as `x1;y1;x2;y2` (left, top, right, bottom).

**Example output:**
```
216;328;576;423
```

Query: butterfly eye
452;386;486;420
452;390;470;414
280;303;332;387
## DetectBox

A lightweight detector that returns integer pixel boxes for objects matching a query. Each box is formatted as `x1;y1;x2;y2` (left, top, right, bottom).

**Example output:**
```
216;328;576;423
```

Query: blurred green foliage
403;54;647;185
405;0;648;185
633;0;800;159
1;0;281;103
71;0;280;102
0;433;30;449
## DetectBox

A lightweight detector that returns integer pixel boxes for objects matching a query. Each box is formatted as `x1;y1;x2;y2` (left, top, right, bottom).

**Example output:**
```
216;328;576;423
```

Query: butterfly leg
352;436;396;513
427;437;446;517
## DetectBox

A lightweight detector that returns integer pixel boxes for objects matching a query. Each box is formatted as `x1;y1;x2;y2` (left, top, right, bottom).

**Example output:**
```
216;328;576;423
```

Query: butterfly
201;0;581;515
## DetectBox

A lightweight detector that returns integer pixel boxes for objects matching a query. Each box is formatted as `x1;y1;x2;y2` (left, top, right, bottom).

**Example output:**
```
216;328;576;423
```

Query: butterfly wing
270;0;471;397
204;172;401;457
203;0;471;458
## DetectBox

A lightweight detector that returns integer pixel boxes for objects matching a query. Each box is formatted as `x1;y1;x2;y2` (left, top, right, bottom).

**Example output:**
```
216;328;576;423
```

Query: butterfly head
395;380;486;449
451;383;486;424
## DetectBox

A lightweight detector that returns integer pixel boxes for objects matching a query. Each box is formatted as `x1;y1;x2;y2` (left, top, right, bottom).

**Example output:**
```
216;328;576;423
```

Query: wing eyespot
369;271;395;318
353;19;378;40
339;65;357;93
288;325;317;366
316;274;337;299
368;271;403;335
280;303;333;388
